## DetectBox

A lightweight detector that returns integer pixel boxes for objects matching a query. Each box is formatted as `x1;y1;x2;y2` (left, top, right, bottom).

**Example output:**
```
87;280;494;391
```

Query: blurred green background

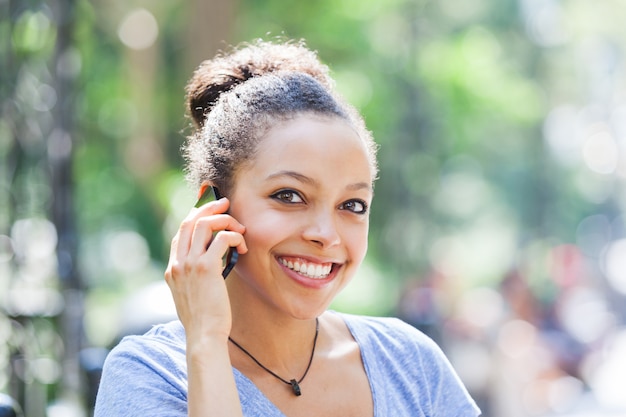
2;0;626;416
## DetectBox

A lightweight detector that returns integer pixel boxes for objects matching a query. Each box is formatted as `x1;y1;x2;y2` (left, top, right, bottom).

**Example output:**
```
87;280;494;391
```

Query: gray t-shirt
94;312;481;416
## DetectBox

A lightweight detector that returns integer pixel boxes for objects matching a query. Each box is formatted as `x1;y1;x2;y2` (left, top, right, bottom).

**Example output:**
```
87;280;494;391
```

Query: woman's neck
226;280;322;376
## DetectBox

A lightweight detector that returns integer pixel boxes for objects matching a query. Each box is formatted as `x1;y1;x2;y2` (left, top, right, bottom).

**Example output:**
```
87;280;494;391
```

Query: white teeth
279;258;332;279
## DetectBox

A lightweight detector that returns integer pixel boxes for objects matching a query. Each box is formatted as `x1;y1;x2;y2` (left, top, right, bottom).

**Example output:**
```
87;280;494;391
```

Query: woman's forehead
242;115;374;187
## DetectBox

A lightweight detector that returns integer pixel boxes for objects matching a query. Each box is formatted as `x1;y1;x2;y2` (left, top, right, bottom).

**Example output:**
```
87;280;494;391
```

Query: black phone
194;186;239;278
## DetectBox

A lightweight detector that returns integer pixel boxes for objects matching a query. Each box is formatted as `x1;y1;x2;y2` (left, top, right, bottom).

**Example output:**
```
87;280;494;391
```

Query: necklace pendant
289;379;302;396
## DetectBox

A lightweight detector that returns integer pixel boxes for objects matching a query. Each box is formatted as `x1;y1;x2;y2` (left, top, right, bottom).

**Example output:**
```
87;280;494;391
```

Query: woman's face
227;115;374;319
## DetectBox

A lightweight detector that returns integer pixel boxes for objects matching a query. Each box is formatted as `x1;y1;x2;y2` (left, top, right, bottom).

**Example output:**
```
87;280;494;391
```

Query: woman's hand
166;198;247;417
165;197;247;343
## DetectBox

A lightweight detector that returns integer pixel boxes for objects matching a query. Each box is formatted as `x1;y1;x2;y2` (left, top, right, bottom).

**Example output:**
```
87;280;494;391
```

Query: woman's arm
165;196;247;417
186;336;242;417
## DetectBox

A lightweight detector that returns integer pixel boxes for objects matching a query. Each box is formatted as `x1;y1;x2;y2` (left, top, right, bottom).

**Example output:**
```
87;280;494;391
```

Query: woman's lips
278;256;334;279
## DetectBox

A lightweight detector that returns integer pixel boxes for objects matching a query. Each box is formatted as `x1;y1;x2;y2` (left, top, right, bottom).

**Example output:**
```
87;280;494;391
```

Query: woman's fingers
203;230;248;260
170;198;244;260
171;198;227;261
175;229;247;282
188;215;245;258
166;197;247;286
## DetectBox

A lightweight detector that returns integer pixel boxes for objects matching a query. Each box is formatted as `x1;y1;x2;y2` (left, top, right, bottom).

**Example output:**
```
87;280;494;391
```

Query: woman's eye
271;190;304;204
340;199;368;214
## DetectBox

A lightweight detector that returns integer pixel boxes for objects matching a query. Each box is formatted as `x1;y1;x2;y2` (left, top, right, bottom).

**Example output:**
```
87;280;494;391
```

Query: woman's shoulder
103;320;187;373
95;320;189;415
332;311;433;346
116;319;185;349
330;312;481;416
329;311;450;367
98;320;188;394
143;319;187;343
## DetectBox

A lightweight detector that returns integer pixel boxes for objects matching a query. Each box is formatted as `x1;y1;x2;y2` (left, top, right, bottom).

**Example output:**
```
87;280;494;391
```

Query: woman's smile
276;255;341;290
277;256;335;280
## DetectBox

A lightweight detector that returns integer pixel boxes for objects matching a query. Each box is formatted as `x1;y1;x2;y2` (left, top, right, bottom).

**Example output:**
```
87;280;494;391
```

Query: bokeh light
602;239;626;295
117;9;159;50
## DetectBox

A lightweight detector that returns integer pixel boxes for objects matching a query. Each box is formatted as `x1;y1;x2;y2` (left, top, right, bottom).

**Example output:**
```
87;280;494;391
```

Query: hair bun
185;39;333;129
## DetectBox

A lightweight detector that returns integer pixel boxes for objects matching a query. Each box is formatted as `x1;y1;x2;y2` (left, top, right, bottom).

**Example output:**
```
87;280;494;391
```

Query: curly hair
182;39;378;194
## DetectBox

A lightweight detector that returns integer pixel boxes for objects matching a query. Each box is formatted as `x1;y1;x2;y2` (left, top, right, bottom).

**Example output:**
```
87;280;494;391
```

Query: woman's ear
197;181;214;200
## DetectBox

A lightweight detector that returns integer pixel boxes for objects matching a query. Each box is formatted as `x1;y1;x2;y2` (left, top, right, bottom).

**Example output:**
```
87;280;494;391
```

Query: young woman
94;39;481;417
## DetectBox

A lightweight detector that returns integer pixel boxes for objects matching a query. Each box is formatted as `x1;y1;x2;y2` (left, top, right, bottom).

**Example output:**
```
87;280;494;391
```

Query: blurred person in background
93;39;480;417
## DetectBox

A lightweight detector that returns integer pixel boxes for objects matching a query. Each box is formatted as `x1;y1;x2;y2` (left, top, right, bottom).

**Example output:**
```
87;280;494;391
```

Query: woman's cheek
353;230;369;265
242;211;288;247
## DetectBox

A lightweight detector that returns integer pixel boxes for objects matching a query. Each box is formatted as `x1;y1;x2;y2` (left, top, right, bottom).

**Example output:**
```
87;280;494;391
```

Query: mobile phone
194;186;239;278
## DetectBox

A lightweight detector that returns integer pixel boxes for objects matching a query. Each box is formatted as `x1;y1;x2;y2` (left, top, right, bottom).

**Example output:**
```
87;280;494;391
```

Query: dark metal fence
1;0;86;414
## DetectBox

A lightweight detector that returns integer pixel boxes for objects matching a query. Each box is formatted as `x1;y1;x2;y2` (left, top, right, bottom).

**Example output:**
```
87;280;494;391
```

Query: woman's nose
301;209;341;248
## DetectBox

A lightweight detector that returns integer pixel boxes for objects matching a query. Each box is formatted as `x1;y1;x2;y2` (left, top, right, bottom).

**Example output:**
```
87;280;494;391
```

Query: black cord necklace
228;318;319;397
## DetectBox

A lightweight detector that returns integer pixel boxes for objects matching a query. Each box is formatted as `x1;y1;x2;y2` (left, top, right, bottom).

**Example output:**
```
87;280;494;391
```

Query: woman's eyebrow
265;170;372;192
347;182;372;192
265;170;316;185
